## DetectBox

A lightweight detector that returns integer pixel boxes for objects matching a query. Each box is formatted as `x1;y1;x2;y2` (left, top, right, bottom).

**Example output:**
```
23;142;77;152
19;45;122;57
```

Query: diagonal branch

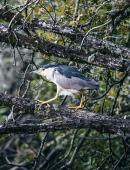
0;24;130;71
1;7;130;60
31;19;130;59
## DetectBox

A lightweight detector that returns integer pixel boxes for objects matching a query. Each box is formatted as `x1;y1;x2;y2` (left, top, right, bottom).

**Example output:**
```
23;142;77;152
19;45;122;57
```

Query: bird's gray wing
57;65;90;81
54;71;86;90
54;65;98;90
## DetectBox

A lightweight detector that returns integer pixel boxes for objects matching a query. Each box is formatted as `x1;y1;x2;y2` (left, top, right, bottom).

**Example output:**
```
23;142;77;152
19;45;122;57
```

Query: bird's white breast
42;67;56;82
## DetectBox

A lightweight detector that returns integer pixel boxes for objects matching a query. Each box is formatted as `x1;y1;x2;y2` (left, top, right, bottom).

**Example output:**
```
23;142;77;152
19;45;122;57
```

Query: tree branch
0;24;130;71
0;92;130;135
31;19;130;59
1;6;130;63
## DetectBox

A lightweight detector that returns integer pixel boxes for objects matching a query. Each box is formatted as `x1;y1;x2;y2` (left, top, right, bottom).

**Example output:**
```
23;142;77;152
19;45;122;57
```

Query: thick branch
0;24;130;71
31;19;130;59
1;7;130;62
0;92;130;135
0;92;36;113
0;115;130;135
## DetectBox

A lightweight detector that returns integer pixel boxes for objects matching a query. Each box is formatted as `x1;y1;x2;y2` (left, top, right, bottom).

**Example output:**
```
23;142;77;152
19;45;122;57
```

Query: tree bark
0;24;130;71
0;92;129;135
31;19;130;59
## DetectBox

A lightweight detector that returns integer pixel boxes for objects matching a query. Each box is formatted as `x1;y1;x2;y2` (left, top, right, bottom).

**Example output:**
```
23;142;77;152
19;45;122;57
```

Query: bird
32;64;99;109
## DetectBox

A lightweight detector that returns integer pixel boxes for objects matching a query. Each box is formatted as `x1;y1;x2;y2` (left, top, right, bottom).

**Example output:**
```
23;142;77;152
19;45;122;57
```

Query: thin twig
33;132;49;170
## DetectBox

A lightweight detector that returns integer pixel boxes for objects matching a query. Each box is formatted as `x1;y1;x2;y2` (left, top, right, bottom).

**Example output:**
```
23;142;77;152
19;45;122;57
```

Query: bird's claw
35;100;49;110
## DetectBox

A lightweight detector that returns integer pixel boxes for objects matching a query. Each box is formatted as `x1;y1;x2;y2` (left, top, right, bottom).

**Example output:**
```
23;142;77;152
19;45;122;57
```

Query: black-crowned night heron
32;64;99;109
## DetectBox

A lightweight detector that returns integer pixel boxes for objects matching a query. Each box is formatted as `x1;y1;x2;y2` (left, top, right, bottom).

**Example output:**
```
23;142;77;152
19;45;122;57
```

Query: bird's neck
42;67;55;82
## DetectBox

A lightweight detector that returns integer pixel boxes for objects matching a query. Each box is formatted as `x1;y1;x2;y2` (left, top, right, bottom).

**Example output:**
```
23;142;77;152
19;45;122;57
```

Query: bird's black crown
40;64;59;69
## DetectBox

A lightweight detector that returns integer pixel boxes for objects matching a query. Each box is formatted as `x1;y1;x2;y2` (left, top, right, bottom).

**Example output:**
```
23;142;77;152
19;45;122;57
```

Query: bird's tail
86;79;99;90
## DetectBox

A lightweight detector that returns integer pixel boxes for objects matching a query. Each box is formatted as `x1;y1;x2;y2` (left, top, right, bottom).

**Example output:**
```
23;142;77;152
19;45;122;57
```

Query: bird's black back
40;64;91;81
56;65;91;81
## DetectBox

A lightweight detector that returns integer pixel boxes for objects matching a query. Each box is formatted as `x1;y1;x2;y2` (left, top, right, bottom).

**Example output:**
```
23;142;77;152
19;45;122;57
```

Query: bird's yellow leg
38;95;58;105
68;94;85;110
38;87;61;105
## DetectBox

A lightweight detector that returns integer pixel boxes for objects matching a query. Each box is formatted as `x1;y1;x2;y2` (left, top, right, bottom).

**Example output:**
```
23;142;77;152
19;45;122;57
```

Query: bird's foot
68;105;84;110
35;100;49;110
37;100;50;105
